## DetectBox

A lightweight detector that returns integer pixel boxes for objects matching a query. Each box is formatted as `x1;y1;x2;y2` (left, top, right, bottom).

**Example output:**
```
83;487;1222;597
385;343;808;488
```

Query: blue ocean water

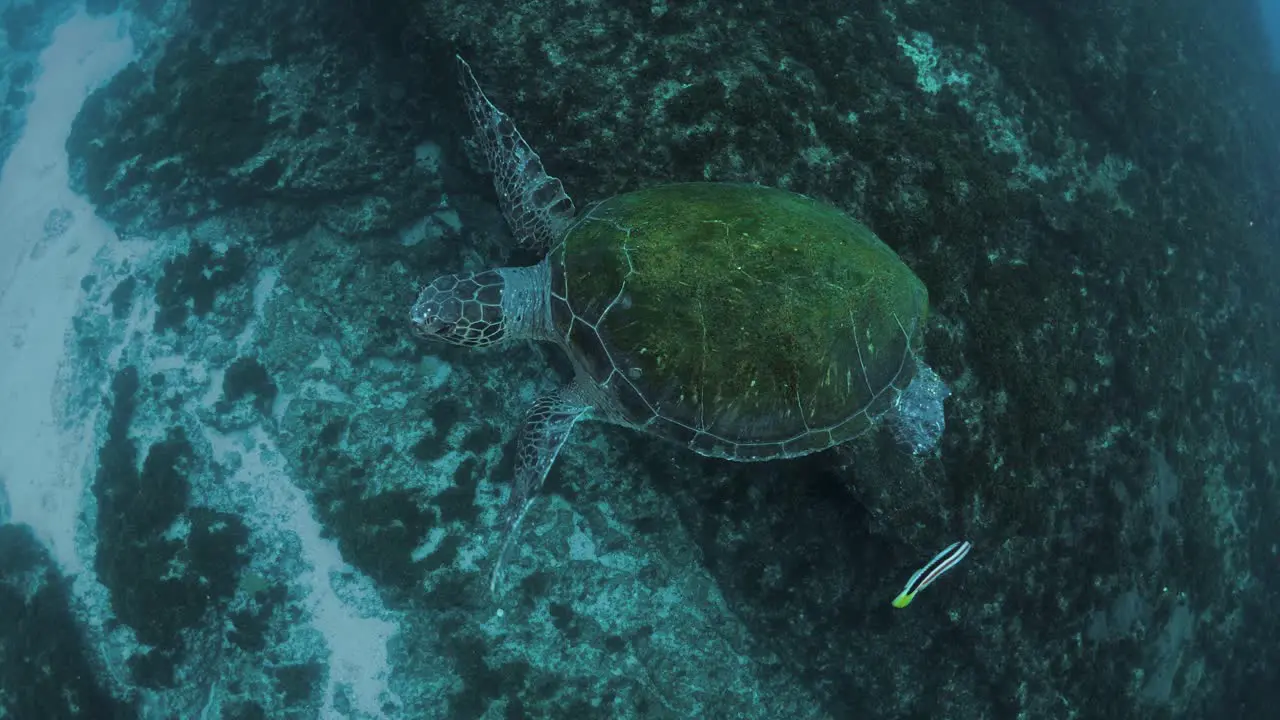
1264;0;1280;67
1;1;1278;719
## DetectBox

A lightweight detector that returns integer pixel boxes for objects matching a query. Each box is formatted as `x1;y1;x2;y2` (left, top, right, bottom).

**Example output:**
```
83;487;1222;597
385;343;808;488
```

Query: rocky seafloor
1;0;1278;718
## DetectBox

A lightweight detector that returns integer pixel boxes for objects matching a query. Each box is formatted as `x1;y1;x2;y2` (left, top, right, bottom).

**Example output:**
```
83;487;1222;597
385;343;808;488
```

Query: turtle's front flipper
490;384;593;594
456;55;576;253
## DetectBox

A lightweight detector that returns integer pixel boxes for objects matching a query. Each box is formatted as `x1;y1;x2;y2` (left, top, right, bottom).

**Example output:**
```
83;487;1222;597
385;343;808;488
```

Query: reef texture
4;0;1277;718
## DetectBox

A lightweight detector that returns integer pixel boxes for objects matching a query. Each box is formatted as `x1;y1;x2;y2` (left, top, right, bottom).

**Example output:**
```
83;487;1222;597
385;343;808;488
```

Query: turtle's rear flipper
490;384;592;594
889;361;950;455
457;55;576;253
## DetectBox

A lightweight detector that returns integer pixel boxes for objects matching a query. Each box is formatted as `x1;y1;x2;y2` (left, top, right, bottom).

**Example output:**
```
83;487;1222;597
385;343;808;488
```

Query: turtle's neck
497;260;553;343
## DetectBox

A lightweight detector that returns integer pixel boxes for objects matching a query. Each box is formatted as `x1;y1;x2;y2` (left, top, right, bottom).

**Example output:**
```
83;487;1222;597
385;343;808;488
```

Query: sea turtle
412;58;951;590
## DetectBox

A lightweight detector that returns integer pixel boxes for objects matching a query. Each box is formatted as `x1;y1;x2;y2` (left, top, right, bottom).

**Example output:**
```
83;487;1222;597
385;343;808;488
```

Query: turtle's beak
410;307;445;339
411;284;470;345
412;319;442;339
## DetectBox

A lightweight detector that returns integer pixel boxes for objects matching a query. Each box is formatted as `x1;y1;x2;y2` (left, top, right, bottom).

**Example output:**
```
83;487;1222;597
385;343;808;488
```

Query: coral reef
5;0;1276;717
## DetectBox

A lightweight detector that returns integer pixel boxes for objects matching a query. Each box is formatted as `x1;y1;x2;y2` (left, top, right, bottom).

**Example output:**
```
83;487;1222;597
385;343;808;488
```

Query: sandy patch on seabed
0;7;139;705
0;11;404;718
0;10;133;577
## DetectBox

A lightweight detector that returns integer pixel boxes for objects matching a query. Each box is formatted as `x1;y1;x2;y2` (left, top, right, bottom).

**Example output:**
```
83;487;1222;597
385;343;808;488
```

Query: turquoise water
1264;0;1280;67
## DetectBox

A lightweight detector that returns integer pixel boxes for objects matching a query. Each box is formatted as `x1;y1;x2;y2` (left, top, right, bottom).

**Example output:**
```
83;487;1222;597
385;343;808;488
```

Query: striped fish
892;540;972;608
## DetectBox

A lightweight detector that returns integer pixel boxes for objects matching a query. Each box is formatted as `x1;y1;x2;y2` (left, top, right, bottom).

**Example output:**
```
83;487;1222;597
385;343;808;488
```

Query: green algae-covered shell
548;182;928;461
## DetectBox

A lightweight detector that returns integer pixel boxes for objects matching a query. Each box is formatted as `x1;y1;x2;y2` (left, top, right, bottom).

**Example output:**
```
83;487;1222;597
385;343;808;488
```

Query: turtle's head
410;271;507;347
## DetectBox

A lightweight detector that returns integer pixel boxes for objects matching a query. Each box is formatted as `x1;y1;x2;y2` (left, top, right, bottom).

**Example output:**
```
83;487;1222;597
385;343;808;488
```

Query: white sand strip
0;10;134;573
